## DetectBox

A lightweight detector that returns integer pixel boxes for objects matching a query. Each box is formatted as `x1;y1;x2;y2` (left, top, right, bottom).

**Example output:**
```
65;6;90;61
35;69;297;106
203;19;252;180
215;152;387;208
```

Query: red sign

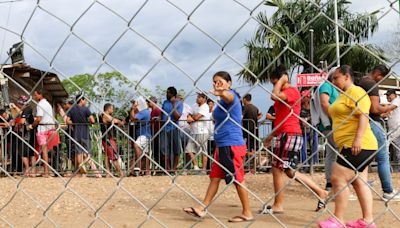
296;72;327;87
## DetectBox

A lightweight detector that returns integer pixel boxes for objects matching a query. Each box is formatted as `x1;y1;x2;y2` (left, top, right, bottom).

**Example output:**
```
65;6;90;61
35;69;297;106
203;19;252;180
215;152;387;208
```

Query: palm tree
239;0;387;83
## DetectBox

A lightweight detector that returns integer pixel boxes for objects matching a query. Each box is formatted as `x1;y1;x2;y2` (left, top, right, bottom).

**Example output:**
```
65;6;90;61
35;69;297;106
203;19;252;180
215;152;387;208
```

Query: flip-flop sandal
228;215;255;223
183;207;205;219
258;205;284;214
315;200;325;212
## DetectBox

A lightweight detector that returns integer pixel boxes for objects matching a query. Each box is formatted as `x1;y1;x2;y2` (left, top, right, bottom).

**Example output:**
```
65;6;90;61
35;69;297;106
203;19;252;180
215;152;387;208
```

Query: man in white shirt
28;89;58;177
385;89;400;170
185;93;210;173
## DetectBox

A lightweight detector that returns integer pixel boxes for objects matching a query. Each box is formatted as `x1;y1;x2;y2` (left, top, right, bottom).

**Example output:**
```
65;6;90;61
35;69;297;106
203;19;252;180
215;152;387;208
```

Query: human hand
187;115;194;123
170;96;176;105
27;124;33;131
263;135;273;148
211;80;228;96
352;137;362;155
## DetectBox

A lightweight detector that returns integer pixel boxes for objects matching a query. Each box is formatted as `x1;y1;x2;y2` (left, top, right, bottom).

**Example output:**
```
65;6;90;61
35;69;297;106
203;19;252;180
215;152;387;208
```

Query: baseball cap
147;96;157;103
301;90;311;98
196;92;207;98
17;95;29;104
385;89;397;96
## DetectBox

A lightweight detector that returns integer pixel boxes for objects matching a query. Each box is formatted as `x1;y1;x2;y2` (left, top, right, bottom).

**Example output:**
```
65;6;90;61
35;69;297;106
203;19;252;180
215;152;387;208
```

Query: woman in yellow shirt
318;65;378;228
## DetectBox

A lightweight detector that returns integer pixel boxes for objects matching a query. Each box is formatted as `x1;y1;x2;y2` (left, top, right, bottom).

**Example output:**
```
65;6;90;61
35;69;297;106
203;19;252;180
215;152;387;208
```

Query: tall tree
239;0;387;83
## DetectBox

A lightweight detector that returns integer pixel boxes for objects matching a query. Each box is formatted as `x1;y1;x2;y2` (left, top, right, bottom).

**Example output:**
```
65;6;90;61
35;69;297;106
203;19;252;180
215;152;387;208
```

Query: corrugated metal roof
1;63;68;100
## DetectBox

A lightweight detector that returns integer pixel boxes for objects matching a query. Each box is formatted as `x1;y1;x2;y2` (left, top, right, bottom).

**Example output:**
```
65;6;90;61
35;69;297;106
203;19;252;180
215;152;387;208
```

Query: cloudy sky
0;0;399;114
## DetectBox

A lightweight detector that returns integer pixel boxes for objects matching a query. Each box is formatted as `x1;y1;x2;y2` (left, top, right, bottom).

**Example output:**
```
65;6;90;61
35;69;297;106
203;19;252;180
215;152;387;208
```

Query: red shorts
35;130;61;150
102;138;118;161
209;145;247;184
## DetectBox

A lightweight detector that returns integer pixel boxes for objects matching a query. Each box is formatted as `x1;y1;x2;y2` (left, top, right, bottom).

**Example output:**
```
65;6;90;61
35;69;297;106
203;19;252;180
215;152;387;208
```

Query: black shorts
336;147;376;172
20;133;35;157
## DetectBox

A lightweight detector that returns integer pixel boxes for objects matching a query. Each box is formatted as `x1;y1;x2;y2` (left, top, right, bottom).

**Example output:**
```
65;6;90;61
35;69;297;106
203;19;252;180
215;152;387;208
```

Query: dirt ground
0;173;399;228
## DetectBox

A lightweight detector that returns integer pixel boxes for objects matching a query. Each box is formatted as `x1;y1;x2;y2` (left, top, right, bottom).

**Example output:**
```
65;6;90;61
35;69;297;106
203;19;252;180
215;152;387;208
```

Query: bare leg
331;163;352;224
285;169;328;199
272;167;285;211
113;160;124;177
173;155;179;171
199;178;221;210
134;144;142;170
22;157;30;175
235;182;253;218
42;146;49;177
188;152;197;167
164;155;171;172
202;154;208;171
30;156;37;176
352;167;373;223
104;156;111;177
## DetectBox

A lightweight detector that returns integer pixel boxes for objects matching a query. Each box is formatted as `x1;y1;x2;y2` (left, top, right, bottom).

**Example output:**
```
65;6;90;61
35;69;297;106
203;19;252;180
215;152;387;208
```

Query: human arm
370;96;395;114
271;74;289;101
265;113;276;120
169;97;182;120
211;80;234;104
352;113;368;155
320;93;331;117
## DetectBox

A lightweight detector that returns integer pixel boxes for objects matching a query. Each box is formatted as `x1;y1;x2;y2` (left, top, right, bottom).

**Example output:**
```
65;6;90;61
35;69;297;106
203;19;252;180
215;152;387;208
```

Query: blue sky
0;0;399;115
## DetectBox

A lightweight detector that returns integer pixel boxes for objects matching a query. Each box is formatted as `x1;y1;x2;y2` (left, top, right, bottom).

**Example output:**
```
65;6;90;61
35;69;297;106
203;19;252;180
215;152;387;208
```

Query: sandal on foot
315;200;326;212
183;207;205;219
258;205;284;214
228;215;254;223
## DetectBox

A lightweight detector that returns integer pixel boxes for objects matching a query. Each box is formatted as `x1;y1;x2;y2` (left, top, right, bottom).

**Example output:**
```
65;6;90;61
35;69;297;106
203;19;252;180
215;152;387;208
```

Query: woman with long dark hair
183;71;253;223
318;65;377;228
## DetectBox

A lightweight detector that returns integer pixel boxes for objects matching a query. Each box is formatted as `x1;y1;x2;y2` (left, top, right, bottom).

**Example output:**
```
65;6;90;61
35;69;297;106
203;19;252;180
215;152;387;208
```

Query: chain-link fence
0;0;400;227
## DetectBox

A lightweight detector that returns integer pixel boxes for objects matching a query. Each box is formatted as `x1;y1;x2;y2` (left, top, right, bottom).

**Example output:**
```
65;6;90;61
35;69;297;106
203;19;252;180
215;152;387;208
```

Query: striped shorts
272;132;303;170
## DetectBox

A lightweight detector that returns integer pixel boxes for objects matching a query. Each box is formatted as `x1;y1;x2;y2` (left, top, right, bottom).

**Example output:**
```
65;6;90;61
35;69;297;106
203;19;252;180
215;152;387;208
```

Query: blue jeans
301;130;318;165
370;121;393;193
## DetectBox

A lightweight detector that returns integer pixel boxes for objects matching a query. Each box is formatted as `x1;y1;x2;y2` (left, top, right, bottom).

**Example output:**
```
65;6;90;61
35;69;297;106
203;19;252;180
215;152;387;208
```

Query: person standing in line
314;70;339;191
384;89;400;171
263;66;328;214
184;71;253;223
185;92;210;174
66;95;101;178
147;96;162;169
242;93;262;174
28;89;60;177
358;64;400;201
99;103;124;177
160;87;183;173
318;65;378;228
129;100;152;176
11;96;36;177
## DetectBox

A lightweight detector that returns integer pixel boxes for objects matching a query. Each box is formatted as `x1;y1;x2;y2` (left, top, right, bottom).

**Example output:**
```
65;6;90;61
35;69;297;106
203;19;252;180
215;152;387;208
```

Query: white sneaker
349;193;357;201
383;191;400;202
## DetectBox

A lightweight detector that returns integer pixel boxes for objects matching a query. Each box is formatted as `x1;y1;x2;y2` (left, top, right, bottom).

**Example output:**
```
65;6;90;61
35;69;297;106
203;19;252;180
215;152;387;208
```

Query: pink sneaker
346;219;377;228
318;217;344;228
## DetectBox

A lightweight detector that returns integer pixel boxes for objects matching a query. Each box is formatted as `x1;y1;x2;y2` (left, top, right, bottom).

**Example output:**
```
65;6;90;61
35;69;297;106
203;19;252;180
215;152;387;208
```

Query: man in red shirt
262;66;328;214
147;96;162;169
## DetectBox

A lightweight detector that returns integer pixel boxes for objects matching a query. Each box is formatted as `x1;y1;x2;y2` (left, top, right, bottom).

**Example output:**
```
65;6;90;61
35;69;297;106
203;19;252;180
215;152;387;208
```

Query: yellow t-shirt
329;85;378;150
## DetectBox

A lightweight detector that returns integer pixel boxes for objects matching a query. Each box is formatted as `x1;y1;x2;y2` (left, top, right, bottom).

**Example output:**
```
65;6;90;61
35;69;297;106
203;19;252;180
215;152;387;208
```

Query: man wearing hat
384;89;400;171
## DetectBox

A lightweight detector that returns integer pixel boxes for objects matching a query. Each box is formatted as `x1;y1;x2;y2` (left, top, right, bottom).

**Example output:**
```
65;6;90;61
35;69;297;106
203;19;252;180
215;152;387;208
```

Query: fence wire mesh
0;0;400;227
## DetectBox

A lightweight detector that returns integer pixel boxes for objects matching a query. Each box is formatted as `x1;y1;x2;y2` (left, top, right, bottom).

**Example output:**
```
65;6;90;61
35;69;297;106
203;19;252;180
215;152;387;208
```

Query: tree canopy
239;0;387;83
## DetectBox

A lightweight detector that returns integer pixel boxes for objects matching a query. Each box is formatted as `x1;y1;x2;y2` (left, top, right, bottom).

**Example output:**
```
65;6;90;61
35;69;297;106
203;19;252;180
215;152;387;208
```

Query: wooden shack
0;63;68;107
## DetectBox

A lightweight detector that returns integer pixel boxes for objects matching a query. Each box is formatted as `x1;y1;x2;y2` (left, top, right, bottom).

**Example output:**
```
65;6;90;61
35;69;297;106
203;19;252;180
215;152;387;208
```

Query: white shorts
136;135;150;154
185;134;209;154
